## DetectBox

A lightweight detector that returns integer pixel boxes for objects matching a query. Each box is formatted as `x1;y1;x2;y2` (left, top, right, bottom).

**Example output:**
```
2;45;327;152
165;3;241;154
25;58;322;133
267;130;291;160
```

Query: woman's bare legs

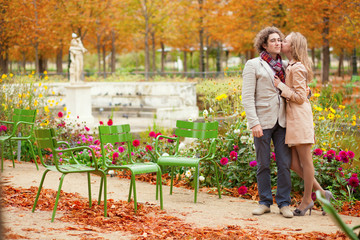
290;147;325;196
292;144;315;210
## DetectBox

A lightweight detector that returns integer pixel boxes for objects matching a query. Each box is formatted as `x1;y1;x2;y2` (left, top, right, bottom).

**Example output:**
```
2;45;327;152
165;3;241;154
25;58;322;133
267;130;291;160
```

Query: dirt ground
1;161;359;239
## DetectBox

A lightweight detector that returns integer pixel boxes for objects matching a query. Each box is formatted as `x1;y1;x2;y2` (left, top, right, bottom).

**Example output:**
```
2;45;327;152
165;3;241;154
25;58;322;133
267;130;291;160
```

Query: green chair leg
213;161;221;199
128;178;133;203
28;140;39;170
157;169;163;210
131;174;137;213
87;172;92;208
9;140;15;168
32;169;50;212
1;142;4;172
98;177;104;204
102;174;107;217
194;167;199;203
170;166;174;195
51;173;66;222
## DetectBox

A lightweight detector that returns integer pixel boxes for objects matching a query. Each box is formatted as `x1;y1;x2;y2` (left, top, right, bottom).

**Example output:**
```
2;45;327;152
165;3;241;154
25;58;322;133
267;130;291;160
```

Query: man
242;26;293;218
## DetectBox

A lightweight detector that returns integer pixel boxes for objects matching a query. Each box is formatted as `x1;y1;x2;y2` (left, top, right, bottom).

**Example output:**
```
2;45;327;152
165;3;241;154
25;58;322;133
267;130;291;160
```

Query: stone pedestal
65;84;94;125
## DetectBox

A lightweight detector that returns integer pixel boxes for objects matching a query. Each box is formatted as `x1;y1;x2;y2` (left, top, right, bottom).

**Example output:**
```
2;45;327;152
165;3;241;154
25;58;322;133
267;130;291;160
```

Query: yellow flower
39;83;42;87
352;115;357;121
44;106;49;112
28;74;33;78
239;95;242;100
338;105;345;110
345;114;348;118
52;91;55;95
241;111;246;117
50;104;53;107
26;106;30;110
327;113;335;120
51;100;54;103
59;98;63;102
19;100;23;104
31;71;35;74
352;121;356;126
329;107;336;114
18;93;22;98
9;73;13;77
324;108;328;112
215;94;228;101
2;74;7;79
34;100;38;106
313;93;320;97
44;70;47;74
22;93;26;98
63;107;67;111
34;88;37;92
39;93;43;98
44;85;48;90
336;114;341;118
318;116;325;120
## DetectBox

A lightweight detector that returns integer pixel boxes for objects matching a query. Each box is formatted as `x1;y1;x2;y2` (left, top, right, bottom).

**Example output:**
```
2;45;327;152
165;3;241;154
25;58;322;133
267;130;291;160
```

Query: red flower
347;151;355;159
348;176;359;188
229;151;238;161
0;125;7;132
107;119;113;126
149;131;156;138
271;152;276;161
145;145;152;151
314;148;323;156
94;140;100;145
233;145;239;151
237;186;247;195
58;111;63;118
168;134;177;143
156;132;163;140
220;157;229;165
249;161;257;167
85;126;90;131
132;139;140;147
112;152;119;160
99;121;104;125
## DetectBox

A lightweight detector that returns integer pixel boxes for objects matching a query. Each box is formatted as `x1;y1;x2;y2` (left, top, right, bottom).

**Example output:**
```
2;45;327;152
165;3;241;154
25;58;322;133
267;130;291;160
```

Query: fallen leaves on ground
1;185;348;239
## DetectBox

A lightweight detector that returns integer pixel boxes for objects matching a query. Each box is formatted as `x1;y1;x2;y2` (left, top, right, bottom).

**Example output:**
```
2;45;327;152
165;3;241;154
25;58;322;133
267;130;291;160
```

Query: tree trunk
56;47;63;74
205;36;209;72
34;43;39;74
102;44;106;78
337;50;344;77
198;0;204;74
39;55;45;74
321;14;330;84
22;52;26;73
216;42;221;75
0;47;8;74
311;48;315;71
97;35;101;75
183;50;187;77
144;0;150;81
161;42;165;74
352;48;358;75
151;31;156;75
111;30;116;73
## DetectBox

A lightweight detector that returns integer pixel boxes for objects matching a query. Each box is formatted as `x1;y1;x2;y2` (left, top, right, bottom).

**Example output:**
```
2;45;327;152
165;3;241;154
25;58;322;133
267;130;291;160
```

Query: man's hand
274;75;281;87
251;124;263;138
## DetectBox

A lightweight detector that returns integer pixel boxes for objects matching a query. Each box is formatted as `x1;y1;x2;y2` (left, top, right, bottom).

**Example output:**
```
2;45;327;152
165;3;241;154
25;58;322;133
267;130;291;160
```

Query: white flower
199;176;205;182
247;138;254;144
162;153;169;156
108;170;115;175
234;129;241;134
203;109;209;117
240;135;249;144
209;107;214;113
188;117;193;122
185;170;192;178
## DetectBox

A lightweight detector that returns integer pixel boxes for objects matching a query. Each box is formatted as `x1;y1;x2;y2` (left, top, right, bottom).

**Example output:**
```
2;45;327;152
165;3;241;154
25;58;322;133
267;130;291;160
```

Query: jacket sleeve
277;64;307;104
242;60;260;129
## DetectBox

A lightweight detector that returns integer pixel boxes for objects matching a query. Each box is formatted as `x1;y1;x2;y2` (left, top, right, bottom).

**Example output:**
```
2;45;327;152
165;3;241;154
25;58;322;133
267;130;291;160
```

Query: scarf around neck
260;51;285;83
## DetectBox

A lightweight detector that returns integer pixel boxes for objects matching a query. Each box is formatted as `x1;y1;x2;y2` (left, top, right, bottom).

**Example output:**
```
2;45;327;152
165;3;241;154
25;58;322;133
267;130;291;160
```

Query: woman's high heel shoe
322;190;335;216
293;201;314;216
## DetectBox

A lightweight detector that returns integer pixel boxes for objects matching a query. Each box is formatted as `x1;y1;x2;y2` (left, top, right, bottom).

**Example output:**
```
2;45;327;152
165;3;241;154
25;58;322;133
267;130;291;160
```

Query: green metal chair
0;108;39;172
316;190;360;240
32;128;107;222
98;124;163;213
155;120;221;203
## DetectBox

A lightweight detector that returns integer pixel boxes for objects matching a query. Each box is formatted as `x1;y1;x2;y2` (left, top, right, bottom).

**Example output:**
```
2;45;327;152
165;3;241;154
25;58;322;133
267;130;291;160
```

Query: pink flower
249;161;257;167
352;173;358;178
145;145;152;151
85;126;90;131
132;139;140;147
342;156;349;164
314;148;323;156
327;149;336;158
233;145;239;151
220;157;229;165
348;176;359;188
347;151;355;159
229;151;238;161
112;152;119;160
335;155;341;161
58;111;63;118
0;125;7;132
99;121;104;125
237;186;247;195
338;167;342;171
271;152;276;161
149;131;156;138
168;135;177;143
156;132;163;140
118;146;124;153
107;119;113;126
311;192;316;201
94;140;100;145
339;150;347;158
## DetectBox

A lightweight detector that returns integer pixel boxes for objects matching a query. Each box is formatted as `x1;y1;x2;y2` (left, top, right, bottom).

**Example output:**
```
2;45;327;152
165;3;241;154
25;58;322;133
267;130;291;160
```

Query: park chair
32;128;107;222
155;120;222;203
316;190;360;240
98;124;163;213
0;108;39;172
351;75;360;82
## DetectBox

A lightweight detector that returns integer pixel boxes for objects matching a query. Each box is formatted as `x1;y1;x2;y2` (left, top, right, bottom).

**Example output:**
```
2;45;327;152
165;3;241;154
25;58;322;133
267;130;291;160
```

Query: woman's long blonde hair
289;32;313;82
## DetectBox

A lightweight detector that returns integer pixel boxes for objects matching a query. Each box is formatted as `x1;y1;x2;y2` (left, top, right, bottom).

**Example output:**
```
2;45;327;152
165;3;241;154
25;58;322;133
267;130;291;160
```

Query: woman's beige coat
277;60;315;145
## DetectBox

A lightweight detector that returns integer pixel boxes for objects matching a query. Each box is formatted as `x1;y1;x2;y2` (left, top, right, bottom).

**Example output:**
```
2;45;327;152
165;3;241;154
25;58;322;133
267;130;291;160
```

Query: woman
274;32;333;216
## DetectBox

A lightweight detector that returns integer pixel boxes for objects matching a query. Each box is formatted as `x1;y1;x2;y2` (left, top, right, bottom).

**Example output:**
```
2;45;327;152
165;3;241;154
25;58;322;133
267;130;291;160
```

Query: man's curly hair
254;26;284;53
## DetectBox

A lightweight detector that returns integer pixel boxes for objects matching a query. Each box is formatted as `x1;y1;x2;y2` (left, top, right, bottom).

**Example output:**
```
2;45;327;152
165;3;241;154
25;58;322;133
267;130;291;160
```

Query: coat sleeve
242;60;260;129
277;64;307;104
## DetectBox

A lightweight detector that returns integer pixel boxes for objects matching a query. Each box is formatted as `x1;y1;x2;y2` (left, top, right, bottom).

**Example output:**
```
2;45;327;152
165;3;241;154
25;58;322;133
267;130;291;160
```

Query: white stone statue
69;33;87;83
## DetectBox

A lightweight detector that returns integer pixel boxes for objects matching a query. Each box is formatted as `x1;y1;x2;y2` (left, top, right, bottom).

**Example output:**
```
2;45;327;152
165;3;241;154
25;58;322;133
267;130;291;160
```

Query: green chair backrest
34;128;57;150
98;124;134;166
12;109;37;124
175;121;219;139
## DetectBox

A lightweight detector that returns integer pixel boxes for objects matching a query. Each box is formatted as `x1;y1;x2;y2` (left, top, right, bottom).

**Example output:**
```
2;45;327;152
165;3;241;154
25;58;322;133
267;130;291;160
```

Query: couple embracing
242;26;333;218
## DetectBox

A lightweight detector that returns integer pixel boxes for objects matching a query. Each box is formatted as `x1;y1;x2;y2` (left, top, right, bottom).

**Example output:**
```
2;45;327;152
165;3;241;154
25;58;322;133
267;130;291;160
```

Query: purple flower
220;157;229;165
314;148;323;156
238;186;247;195
249;161;257;167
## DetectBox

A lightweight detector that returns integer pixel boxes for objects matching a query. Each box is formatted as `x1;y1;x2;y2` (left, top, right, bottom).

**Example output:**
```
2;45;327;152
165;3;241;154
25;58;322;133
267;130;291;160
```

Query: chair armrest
0;120;14;125
57;141;76;159
155;135;180;158
58;146;99;169
199;138;220;161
